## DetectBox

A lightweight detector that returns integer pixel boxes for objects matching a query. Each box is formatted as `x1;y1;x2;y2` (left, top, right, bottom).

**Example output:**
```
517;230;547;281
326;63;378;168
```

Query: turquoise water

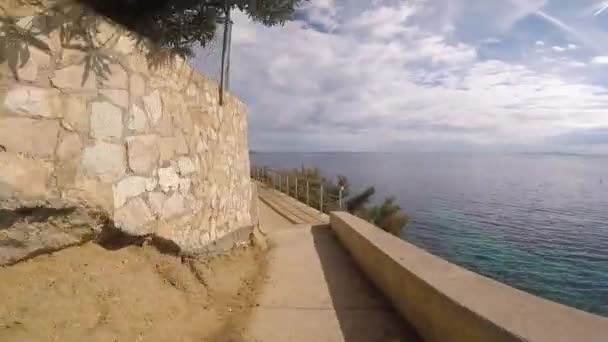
252;152;608;316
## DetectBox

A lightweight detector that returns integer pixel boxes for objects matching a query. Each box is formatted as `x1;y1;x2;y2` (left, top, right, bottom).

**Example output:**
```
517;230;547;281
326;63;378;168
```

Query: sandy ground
0;239;269;342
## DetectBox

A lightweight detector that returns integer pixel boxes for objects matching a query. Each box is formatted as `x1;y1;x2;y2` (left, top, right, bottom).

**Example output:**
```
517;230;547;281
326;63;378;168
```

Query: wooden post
286;175;290;196
339;186;343;209
295;177;298;200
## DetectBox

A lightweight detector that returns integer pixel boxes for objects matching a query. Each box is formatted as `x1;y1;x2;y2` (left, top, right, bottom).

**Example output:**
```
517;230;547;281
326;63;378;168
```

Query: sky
193;0;608;153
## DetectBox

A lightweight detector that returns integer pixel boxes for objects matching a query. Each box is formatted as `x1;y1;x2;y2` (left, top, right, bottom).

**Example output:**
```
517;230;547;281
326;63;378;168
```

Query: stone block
178;178;191;194
177;156;196;175
114;36;137;55
100;89;129;108
3;86;61;118
129;73;146;98
0;153;51;200
127;104;148;132
101;63;128;89
0;117;59;157
158;166;179;193
113;198;155;236
91;101;123;141
81;142;126;183
56;131;83;160
175;132;189;155
126;135;159;175
161;193;185;219
113;176;149;208
159;137;177;162
143;90;162;125
61;95;90;133
148;192;166;217
51;65;96;90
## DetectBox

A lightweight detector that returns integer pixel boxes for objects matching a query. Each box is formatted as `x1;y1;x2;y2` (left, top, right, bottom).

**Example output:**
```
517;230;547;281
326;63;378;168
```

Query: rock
113;176;149;208
178;178;191;194
3;86;61;118
159;137;177;162
0;117;59;157
175;132;189;155
147;192;166;217
129;74;145;98
16;55;38;81
158;167;179;193
100;89;129;108
145;177;157;191
161;193;185;219
113;198;155;235
56;131;83;160
61;95;89;133
143;90;162;125
81;142;126;183
0;153;51;200
114;36;137;55
90;102;123;141
51;65;96;90
126;135;159;175
127;104;148;132
101;64;128;89
177;157;196;175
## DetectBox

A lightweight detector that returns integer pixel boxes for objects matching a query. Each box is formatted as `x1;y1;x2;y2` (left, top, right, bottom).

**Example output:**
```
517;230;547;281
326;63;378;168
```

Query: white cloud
591;56;608;64
552;46;566;52
194;1;608;151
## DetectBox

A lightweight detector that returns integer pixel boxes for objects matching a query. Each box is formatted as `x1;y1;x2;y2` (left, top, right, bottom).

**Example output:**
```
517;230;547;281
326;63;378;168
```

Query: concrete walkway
244;190;420;341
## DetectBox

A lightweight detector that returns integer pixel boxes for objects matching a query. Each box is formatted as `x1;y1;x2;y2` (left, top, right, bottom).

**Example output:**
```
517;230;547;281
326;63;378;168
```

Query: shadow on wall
310;225;422;342
0;0;191;83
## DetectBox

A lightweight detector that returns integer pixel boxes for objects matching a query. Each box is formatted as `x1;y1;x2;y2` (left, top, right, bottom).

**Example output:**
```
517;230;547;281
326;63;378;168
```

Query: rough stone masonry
0;3;252;261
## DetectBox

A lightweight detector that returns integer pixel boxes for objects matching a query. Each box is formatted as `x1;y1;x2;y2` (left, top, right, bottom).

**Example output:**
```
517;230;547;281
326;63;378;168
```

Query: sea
251;151;608;317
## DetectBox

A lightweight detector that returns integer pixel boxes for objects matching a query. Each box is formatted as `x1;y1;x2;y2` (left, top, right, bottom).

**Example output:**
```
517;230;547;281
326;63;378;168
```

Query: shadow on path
311;225;422;342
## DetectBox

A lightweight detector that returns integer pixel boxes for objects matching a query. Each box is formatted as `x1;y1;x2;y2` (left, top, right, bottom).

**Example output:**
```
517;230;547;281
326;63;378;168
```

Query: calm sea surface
251;152;608;316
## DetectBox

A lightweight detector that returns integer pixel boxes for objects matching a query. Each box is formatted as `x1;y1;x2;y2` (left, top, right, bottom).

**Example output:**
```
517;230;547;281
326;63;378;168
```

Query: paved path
244;186;420;342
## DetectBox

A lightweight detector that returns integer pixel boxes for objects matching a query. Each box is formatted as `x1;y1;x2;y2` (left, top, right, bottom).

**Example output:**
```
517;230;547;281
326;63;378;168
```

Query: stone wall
0;4;252;254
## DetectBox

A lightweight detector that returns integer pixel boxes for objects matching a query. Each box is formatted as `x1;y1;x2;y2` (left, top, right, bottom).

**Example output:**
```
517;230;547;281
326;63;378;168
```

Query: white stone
101;64;128;89
81;142;126;183
3;86;60;118
100;89;129;108
126;135;159;175
57;132;83;160
145;177;157;191
127;104;148;132
113;176;149;208
143;90;162;124
158;167;179;193
148;192;166;216
161;193;185;219
114;36;137;55
91;102;123;140
178;178;191;194
129;74;145;98
113;198;155;235
51;65;96;90
177;157;196;175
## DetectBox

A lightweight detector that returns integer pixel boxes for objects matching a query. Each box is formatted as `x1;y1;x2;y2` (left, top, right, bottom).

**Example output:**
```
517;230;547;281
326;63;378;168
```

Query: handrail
251;165;344;213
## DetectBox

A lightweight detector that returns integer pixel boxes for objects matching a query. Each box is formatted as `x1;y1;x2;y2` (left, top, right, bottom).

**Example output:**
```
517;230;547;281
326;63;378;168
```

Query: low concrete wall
330;212;608;342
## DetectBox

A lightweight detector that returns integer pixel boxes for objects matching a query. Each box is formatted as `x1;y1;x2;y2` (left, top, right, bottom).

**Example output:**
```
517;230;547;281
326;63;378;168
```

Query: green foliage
79;0;309;56
253;165;410;236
